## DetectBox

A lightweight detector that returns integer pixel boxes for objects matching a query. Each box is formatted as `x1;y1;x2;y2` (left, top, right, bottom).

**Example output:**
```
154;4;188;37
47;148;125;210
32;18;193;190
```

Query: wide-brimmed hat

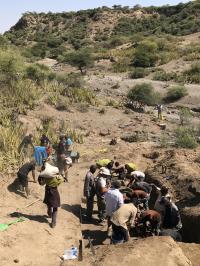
99;167;111;176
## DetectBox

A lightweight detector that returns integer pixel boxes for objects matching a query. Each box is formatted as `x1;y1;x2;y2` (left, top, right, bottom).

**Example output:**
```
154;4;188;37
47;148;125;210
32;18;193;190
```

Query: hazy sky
0;0;189;33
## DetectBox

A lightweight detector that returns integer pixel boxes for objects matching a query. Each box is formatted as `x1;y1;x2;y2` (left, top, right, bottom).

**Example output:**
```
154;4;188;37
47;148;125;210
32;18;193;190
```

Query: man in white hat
96;167;111;223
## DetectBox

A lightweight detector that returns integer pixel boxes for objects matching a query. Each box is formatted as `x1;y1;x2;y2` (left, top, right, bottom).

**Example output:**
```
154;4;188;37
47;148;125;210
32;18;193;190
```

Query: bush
182;63;200;84
153;70;177;81
132;41;158;68
112;58;130;73
129;68;148;79
175;127;197;149
57;73;84;88
65;88;98;106
0;50;24;84
25;63;51;84
126;83;160;109
63;48;94;74
164;85;188;102
179;107;191;126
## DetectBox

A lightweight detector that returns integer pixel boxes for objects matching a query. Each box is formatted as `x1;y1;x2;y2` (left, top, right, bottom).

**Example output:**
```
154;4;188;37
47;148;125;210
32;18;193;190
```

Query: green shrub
179;107;192;126
182;63;200;84
164;85;188;102
175;127;197;149
0;124;25;171
63;48;94;74
132;41;158;68
112;58;130;73
129;68;148;79
126;83;160;109
25;63;51;84
153;70;177;81
65;87;98;106
0;50;24;84
57;73;84;88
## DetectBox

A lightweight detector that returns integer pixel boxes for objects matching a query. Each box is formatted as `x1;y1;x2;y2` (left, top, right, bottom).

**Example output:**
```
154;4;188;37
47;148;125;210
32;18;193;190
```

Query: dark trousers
111;222;129;243
97;195;106;220
86;195;94;218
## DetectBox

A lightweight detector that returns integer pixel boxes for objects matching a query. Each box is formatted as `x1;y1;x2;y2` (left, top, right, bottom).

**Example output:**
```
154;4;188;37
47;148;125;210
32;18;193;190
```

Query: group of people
83;159;182;244
16;133;74;228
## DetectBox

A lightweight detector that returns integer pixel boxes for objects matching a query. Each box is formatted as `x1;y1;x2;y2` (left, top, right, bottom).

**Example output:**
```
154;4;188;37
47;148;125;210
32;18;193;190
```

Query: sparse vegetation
62;48;94;74
175;127;198;149
126;83;160;110
179;107;192;126
129;68;148;79
164;85;188;103
182;63;200;84
153;70;177;81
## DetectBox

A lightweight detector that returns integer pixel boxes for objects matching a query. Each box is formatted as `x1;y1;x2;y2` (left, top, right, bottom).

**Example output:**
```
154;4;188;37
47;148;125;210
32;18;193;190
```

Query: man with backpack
83;165;97;220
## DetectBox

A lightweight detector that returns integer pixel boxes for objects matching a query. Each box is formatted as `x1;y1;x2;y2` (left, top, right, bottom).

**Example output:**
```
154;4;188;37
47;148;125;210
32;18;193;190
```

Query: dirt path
0;164;83;266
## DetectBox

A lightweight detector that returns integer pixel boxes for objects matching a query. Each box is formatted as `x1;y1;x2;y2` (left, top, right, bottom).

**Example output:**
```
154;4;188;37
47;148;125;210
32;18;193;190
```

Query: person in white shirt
105;180;124;235
96;167;111;222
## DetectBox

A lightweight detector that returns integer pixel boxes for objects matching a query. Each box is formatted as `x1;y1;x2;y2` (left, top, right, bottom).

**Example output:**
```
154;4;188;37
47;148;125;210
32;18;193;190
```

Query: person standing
83;165;97;220
105;180;124;235
96;167;110;223
156;104;163;120
57;135;69;182
17;160;36;198
39;171;64;228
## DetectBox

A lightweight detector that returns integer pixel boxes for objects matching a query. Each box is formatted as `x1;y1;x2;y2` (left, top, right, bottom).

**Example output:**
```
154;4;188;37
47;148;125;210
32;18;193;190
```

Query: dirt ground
1;67;200;265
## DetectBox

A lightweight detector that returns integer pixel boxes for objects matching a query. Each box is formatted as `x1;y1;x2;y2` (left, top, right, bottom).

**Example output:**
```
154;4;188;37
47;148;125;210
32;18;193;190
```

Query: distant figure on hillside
17;160;36;198
155;104;163;120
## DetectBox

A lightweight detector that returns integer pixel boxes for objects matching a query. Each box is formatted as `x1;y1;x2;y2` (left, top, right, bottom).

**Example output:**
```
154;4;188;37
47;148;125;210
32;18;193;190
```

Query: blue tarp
34;146;47;165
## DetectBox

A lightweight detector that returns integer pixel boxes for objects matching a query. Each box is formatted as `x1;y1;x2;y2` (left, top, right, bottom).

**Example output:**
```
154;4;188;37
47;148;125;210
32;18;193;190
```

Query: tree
64;48;94;74
126;83;160;110
133;41;158;68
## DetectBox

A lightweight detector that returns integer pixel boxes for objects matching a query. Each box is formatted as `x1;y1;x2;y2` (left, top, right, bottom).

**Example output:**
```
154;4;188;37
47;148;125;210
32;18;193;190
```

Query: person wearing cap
105;180;124;236
125;163;137;179
96;167;111;223
96;159;114;170
83;165;97;220
111;202;137;244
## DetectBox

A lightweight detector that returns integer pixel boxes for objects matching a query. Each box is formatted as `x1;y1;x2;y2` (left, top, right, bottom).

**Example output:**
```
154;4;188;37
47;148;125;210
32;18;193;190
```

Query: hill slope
4;1;200;61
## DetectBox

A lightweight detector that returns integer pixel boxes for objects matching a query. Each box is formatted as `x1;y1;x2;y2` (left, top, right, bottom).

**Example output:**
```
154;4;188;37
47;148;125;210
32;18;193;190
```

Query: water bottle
71;247;78;258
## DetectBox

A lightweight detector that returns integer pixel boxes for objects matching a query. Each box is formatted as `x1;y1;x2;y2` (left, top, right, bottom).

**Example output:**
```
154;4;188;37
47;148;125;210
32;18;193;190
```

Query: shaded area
10;212;48;224
7;178;27;198
82;229;108;246
61;203;81;219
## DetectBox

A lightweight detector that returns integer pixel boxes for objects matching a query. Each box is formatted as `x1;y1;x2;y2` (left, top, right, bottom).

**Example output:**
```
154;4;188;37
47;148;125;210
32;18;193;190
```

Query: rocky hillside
4;1;200;61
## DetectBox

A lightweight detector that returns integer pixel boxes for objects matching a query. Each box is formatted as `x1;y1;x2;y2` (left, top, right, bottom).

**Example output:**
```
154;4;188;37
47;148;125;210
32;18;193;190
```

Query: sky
0;0;190;33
